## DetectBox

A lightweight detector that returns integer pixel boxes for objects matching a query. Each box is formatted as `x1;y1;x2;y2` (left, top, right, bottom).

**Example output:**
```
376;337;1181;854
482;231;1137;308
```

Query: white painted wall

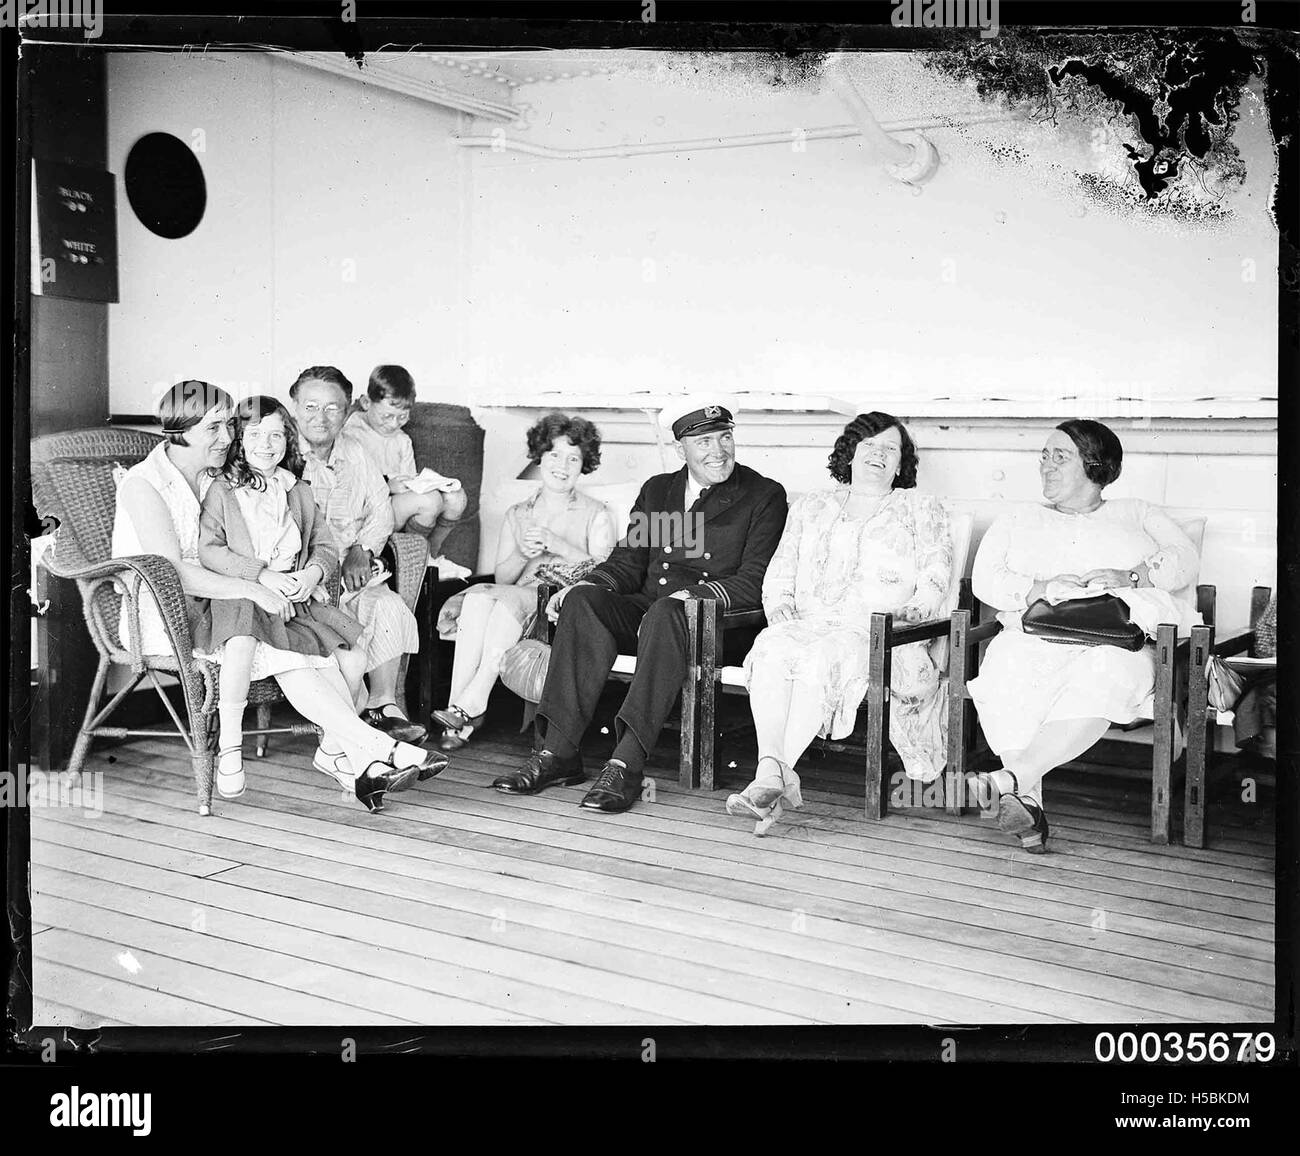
107;52;469;409
464;55;1279;412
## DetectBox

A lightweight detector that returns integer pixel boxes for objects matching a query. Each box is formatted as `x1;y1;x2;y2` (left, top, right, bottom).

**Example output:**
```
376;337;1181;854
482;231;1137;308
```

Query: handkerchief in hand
406;468;463;495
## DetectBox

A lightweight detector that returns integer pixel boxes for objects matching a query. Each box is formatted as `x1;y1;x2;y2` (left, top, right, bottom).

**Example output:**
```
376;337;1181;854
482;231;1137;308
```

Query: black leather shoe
362;706;428;744
492;749;584;795
414;749;449;782
579;760;643;813
354;760;421;813
432;705;486;732
433;705;487;752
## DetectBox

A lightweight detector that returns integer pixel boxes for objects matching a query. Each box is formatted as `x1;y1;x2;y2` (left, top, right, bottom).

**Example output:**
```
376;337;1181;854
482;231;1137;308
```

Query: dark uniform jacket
586;462;788;612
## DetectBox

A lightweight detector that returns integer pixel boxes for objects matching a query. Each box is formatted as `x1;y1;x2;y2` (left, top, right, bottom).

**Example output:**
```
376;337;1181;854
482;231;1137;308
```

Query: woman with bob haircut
965;418;1199;853
432;411;618;750
725;411;954;835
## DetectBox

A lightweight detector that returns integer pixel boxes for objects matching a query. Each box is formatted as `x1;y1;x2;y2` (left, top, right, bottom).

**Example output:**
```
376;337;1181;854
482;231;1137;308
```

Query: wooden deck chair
522;581;701;760
1184;585;1273;848
946;516;1212;844
679;508;976;817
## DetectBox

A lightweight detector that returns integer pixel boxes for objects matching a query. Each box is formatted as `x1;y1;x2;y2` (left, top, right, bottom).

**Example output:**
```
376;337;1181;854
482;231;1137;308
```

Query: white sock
988;768;1017;796
218;700;247;752
391;741;430;769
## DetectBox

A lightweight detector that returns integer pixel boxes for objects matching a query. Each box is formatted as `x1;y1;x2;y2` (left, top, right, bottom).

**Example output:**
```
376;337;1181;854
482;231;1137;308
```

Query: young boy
341;364;468;560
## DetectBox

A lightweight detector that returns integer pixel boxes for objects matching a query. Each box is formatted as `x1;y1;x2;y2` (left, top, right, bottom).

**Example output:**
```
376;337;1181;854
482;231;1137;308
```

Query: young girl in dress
198;395;445;810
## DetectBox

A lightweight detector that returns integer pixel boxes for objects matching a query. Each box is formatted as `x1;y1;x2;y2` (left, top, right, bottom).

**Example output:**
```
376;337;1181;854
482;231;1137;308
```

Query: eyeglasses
300;403;344;419
1040;449;1079;467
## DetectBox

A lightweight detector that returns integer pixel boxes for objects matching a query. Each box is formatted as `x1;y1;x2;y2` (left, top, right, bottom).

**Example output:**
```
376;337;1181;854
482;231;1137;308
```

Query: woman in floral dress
727;412;953;833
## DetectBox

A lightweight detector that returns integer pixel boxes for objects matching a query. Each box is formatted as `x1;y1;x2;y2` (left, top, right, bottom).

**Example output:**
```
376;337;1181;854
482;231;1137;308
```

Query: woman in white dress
113;381;445;813
967;419;1199;852
726;413;954;834
432;413;617;750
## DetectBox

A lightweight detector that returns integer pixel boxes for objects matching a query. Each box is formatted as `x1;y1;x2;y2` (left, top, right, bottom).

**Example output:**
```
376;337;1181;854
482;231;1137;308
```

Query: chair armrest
680;595;767;666
387;532;429;611
42;551;198;674
534;583;558;642
719;607;766;631
890;615;952;646
1211;628;1255;659
966;617;1004;645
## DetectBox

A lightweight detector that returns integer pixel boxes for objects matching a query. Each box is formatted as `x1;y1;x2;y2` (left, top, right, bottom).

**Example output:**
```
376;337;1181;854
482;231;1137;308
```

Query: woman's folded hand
1079;567;1133;589
258;569;298;597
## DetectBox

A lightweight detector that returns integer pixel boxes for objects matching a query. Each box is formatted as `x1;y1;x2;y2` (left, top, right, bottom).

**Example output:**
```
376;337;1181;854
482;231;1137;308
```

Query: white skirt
967;628;1155;755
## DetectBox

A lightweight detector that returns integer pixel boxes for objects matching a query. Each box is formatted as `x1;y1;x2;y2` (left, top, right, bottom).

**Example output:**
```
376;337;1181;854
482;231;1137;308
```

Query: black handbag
1021;594;1147;651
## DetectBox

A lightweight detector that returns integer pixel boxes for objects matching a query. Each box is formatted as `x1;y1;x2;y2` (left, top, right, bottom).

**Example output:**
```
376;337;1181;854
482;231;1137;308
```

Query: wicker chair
31;428;430;815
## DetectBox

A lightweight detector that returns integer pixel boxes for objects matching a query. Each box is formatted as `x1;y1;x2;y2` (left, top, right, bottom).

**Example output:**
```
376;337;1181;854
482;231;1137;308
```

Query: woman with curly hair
432;412;618;750
198;394;445;810
726;412;954;834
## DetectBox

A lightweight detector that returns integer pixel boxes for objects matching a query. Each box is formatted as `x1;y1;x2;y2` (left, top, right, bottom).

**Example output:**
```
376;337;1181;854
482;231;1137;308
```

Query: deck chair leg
179;668;217;817
66;656;112;779
865;613;891;820
679;597;701;789
1184;626;1214;849
394;654;411;722
255;703;272;757
1150;624;1176;845
945;611;971;815
698;604;720;793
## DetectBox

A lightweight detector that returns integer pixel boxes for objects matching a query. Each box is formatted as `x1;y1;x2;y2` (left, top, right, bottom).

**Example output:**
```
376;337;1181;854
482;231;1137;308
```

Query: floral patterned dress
742;487;954;780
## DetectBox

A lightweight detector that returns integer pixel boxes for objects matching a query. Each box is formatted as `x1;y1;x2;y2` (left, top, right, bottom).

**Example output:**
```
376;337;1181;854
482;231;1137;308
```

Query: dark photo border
5;0;1296;1135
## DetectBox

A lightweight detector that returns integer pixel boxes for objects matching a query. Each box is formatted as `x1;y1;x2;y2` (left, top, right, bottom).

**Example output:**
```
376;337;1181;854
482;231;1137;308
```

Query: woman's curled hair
827;411;918;488
217;395;306;490
525;411;602;475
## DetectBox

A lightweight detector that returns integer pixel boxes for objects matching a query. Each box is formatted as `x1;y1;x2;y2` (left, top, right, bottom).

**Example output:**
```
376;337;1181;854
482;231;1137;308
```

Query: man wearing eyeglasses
289;366;427;751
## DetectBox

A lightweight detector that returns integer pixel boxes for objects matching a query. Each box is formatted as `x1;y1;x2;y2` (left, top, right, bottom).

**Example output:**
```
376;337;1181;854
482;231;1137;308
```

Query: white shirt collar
684;471;714;513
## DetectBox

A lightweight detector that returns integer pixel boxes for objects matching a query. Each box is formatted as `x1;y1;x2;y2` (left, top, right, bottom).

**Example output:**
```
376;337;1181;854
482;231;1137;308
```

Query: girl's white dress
967;499;1199;755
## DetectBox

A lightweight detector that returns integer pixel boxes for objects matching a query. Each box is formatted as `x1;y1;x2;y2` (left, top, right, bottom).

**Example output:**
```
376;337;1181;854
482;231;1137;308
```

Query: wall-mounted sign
32;159;119;302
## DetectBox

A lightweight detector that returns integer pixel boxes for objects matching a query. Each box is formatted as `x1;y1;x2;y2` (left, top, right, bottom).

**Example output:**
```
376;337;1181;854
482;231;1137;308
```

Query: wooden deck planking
35;801;1182;1023
28;727;1276;1027
112;741;1277;951
32;842;702;1024
34;888;546;1026
79;750;1274;1018
35;922;416;1027
38;809;1045;1022
106;754;1274;988
31;999;128;1031
34;957;275;1027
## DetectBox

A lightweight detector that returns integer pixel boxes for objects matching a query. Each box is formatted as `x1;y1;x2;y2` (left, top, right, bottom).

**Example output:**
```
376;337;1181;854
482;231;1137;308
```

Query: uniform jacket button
702;573;709;579
703;553;711;560
664;546;672;553
658;577;667;585
662;562;669;569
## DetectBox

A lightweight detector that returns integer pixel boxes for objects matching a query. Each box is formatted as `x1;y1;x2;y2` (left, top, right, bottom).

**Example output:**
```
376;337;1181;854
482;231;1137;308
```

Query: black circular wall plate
124;132;207;239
